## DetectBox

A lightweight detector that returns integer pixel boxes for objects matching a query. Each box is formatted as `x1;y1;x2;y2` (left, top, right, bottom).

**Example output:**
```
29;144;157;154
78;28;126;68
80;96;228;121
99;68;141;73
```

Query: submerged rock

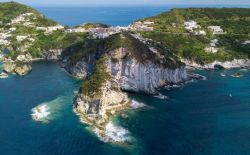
31;104;50;122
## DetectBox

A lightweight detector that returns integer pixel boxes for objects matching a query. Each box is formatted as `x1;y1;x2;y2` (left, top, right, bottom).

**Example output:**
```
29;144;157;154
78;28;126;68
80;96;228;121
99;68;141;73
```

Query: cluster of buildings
184;20;226;36
129;21;154;31
208;26;224;34
11;13;35;24
65;26;88;33
205;39;219;53
0;27;16;45
16;35;34;43
184;20;206;35
36;25;64;34
89;26;128;39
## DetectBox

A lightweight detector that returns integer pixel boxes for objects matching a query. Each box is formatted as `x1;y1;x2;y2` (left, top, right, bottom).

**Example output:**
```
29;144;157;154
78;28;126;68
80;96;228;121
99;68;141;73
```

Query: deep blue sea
34;5;250;26
1;5;250;155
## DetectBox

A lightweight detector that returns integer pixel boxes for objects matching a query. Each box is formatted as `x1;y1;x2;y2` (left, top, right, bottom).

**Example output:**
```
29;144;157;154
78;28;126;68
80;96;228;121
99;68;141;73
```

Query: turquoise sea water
2;6;250;155
1;62;250;155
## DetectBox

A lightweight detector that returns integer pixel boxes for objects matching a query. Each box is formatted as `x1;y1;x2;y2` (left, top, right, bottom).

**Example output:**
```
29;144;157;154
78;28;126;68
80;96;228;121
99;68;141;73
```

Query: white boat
220;73;226;77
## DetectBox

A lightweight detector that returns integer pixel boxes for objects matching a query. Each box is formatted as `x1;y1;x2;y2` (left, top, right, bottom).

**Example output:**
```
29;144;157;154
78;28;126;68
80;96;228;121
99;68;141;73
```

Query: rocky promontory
73;33;190;143
3;61;32;76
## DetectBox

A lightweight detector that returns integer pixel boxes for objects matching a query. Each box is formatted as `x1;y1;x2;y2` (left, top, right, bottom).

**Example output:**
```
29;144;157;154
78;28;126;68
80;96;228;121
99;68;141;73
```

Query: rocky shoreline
3;61;32;76
183;59;250;69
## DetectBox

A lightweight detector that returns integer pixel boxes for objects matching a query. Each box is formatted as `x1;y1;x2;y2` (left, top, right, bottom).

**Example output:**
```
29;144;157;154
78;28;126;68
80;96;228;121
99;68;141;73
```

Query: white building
0;33;11;39
184;20;200;32
46;25;64;33
23;22;34;27
194;30;206;35
208;26;224;34
205;39;219;53
65;27;87;33
9;27;16;32
130;21;154;31
16;35;28;42
36;27;47;31
89;26;129;39
143;21;154;25
0;39;10;45
11;13;34;24
242;40;250;45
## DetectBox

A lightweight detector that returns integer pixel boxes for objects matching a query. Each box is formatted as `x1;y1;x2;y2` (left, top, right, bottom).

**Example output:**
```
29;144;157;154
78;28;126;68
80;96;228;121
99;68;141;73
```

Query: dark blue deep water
34;5;250;26
2;5;250;155
34;6;169;26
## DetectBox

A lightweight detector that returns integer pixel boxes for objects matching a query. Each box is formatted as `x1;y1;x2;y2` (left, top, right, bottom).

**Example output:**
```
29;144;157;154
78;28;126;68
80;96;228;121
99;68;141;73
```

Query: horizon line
30;4;250;7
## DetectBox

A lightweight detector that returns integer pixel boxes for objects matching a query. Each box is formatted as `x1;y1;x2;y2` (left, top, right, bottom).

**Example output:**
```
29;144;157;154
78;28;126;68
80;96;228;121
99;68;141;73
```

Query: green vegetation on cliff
138;8;250;64
79;55;110;98
146;8;250;34
62;37;99;65
0;2;34;25
81;23;109;29
104;32;183;68
141;32;248;64
29;31;88;57
0;2;56;26
0;2;91;60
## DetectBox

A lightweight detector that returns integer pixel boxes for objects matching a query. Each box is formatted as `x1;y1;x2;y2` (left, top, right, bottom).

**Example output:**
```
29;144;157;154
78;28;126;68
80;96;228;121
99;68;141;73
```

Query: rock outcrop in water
14;63;32;76
3;61;32;76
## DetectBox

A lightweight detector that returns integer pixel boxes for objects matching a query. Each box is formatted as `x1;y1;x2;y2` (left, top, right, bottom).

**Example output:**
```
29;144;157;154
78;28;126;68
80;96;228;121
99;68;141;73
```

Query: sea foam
130;100;146;109
95;122;131;143
31;104;50;122
154;93;168;99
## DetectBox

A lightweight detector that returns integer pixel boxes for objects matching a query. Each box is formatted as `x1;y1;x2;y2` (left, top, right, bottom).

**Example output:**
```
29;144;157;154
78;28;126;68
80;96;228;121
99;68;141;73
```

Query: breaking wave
31;95;67;123
95;122;131;143
130;100;146;109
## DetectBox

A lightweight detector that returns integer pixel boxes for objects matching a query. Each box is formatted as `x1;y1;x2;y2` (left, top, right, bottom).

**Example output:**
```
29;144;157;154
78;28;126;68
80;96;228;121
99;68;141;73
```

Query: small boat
220;73;226;77
229;94;232;97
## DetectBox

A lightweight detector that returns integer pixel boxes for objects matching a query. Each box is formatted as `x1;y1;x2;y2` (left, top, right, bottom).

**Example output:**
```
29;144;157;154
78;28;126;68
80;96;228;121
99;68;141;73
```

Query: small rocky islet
1;2;250;143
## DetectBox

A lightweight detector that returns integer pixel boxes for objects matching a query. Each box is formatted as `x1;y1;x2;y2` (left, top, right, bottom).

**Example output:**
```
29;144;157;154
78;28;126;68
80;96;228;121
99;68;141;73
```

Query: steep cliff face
73;33;190;142
75;80;131;128
107;48;188;94
41;49;63;60
62;54;96;78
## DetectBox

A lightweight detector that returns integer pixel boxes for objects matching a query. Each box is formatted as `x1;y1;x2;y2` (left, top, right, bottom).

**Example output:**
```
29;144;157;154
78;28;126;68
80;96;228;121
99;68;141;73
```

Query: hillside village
1;4;250;78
